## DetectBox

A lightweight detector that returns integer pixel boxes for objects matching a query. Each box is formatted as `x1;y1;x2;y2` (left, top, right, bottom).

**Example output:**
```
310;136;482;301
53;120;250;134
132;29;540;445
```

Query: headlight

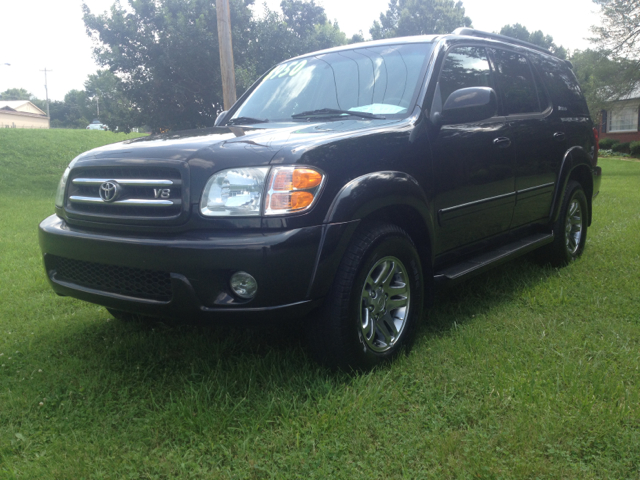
200;166;325;217
200;167;269;216
55;158;79;208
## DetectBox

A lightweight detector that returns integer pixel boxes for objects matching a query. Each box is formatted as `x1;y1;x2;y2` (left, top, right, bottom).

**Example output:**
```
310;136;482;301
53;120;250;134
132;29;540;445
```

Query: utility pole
216;0;237;110
40;67;52;118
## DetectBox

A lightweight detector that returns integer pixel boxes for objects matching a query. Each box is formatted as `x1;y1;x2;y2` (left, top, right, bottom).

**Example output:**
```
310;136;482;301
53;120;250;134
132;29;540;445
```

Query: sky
0;0;603;102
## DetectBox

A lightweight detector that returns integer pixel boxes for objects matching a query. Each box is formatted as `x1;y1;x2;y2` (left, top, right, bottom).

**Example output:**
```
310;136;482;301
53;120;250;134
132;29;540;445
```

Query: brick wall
600;131;640;143
598;105;640;143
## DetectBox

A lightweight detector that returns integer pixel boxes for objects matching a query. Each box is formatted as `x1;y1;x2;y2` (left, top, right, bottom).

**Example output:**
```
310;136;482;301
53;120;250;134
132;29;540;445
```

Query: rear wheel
543;180;588;267
307;223;424;370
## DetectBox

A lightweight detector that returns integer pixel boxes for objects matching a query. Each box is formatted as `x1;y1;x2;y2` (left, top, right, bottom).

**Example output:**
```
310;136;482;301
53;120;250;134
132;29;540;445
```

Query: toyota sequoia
39;28;602;369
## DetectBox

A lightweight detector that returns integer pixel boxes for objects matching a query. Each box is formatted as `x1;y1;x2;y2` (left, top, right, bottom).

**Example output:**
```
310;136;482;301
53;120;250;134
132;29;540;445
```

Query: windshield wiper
291;108;385;120
226;116;269;126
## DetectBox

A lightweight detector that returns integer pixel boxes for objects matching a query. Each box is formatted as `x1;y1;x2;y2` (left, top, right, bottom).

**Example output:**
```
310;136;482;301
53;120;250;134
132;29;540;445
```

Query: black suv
39;29;601;369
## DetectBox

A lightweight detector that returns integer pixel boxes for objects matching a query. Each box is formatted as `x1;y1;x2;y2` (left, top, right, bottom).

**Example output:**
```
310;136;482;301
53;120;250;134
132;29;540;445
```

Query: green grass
1;130;640;478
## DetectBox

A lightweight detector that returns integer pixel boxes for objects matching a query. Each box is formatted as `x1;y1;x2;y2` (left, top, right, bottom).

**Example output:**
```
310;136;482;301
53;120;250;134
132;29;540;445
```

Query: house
598;86;640;143
0;100;49;129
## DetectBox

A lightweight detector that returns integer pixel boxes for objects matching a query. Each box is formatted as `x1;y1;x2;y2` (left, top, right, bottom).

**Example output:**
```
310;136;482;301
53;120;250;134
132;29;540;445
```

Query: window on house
609;106;639;132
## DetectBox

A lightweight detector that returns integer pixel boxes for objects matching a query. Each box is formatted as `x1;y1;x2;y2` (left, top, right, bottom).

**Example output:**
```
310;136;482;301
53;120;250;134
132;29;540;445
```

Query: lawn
1;129;639;478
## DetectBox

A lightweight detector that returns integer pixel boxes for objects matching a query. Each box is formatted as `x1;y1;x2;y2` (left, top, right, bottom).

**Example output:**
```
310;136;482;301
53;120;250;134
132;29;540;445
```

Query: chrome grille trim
72;178;179;187
69;196;179;207
65;166;186;223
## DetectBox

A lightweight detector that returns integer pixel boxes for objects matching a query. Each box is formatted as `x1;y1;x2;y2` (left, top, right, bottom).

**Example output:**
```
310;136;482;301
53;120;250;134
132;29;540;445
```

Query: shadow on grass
36;254;557;392
15;251;563;444
423;254;557;336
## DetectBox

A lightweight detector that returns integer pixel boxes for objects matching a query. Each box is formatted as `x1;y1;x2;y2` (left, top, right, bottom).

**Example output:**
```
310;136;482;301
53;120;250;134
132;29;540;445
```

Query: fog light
230;271;258;299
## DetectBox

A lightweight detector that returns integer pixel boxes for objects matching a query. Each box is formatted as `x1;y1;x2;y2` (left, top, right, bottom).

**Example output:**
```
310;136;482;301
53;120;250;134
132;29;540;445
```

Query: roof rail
451;27;556;56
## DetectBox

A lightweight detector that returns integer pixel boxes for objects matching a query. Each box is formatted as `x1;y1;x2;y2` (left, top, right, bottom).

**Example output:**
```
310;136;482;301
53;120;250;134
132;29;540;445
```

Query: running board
434;233;554;286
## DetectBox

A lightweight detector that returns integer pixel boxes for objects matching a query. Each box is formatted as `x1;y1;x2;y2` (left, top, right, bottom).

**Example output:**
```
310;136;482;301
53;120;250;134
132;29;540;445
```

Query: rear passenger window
439;47;492;106
490;49;540;115
533;56;590;116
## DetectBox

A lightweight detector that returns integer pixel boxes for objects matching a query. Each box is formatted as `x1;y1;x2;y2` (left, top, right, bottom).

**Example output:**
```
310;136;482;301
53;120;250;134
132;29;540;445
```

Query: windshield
231;43;434;123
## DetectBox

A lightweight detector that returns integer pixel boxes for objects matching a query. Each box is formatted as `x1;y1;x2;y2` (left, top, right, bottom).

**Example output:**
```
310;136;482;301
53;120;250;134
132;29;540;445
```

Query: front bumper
39;215;329;322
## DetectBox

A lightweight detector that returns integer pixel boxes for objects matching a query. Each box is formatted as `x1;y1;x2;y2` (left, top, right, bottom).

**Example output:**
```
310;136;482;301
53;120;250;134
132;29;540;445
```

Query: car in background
86;119;108;130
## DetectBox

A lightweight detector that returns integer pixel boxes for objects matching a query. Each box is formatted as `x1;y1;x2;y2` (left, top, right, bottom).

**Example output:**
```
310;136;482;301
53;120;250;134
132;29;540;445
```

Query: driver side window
439;46;493;106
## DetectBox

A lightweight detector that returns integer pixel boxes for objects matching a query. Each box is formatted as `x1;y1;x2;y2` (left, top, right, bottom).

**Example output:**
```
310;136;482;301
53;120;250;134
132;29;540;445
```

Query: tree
499;24;567;59
83;0;347;132
0;87;32;101
55;89;93;129
591;0;640;60
84;70;138;132
83;0;257;132
247;1;346;80
370;0;471;40
571;49;638;120
348;32;366;44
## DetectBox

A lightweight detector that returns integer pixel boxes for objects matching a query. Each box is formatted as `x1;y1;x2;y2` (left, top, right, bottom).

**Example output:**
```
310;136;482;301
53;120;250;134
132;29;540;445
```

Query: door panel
432;118;515;252
430;46;516;254
489;48;564;228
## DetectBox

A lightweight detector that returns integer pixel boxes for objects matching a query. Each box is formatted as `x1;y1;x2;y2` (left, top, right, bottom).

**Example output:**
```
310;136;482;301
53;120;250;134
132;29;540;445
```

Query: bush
612;142;631;154
630;141;640;157
599;138;620;149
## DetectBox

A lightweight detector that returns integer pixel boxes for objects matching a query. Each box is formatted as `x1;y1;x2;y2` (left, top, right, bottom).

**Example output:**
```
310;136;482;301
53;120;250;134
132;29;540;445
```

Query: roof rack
451;28;556;56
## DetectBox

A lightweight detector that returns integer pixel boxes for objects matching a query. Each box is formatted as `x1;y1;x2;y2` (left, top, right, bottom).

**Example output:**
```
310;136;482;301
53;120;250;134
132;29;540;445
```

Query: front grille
50;256;172;301
66;166;184;220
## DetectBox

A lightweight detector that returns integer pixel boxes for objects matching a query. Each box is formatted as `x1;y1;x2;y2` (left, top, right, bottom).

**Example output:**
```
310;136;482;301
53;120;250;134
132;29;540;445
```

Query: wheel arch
550;147;595;226
307;171;435;302
324;171;435;266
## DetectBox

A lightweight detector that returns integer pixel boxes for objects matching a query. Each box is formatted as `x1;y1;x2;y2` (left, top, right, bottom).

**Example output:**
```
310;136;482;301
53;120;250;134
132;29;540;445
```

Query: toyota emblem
99;181;120;202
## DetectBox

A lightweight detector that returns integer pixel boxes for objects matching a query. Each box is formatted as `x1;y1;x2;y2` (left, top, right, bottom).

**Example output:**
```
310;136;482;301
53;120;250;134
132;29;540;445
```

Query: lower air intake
50;256;172;302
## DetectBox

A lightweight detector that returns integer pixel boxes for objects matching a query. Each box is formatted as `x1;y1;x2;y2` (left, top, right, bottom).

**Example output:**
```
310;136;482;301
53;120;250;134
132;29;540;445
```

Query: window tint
531;65;550;111
533;55;590;116
491;49;540;114
439;46;492;105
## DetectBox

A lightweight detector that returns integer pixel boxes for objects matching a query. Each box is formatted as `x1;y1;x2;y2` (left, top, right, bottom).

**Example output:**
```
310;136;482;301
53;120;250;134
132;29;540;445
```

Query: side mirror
214;110;229;127
437;87;497;125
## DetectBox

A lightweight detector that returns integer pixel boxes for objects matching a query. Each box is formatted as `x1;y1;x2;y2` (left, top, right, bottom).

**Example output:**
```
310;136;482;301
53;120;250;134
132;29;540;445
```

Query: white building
0;100;49;129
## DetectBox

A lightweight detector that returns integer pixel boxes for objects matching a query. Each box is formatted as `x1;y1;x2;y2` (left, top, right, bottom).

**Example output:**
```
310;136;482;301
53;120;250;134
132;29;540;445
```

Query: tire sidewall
560;183;588;263
345;232;423;369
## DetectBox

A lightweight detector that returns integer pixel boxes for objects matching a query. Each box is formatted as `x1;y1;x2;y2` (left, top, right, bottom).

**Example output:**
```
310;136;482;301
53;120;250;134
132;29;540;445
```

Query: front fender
323;171;432;226
306;171;434;301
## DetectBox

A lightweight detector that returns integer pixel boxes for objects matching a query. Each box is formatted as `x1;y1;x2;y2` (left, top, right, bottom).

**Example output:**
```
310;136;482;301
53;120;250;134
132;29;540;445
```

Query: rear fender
549;147;595;225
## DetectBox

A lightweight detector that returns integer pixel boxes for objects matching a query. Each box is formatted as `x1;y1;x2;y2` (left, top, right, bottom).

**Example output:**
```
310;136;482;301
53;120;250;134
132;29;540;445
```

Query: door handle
553;132;566;142
493;137;511;148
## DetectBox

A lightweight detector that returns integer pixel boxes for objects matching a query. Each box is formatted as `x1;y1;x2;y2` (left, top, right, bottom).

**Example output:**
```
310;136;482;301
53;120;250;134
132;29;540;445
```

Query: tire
307;223;424;371
543;180;588;267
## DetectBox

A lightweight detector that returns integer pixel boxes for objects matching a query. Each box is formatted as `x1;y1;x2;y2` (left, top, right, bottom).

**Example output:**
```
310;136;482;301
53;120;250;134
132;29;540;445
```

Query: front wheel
543;180;588;267
307;223;424;370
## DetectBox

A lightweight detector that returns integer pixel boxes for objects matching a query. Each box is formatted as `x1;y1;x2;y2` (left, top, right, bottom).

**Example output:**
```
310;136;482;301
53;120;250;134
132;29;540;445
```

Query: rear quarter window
533;55;590;116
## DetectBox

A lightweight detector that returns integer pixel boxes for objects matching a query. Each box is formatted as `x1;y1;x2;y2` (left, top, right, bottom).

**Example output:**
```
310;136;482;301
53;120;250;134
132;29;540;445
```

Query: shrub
599;138;620;149
612;142;631;154
630;141;640;157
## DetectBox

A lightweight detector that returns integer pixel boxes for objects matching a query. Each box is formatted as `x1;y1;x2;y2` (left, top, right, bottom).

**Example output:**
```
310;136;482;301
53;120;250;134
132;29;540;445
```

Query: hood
82;119;405;166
